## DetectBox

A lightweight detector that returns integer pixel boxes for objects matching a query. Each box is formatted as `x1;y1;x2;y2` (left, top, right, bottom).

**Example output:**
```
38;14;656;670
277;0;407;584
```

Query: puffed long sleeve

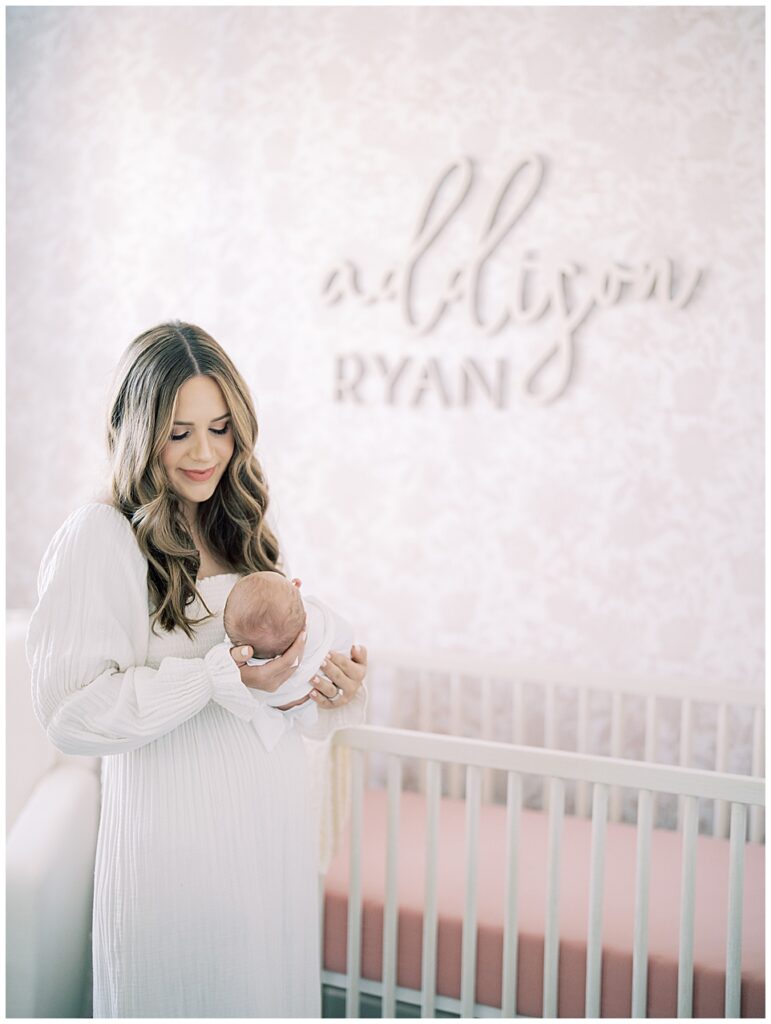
27;503;257;757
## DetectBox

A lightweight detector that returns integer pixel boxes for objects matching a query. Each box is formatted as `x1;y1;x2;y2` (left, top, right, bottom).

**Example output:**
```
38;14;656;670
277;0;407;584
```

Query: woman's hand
308;644;368;710
227;623;307;694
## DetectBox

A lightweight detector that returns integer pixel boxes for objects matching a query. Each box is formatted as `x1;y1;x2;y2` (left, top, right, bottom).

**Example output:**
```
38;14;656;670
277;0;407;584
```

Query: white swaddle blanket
222;594;354;752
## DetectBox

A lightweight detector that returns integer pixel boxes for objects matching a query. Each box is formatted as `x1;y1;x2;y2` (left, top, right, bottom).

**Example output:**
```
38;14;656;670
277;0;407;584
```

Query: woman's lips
181;466;216;482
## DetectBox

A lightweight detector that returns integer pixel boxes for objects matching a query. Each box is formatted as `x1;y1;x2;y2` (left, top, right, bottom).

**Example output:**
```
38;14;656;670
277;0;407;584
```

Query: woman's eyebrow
172;413;231;425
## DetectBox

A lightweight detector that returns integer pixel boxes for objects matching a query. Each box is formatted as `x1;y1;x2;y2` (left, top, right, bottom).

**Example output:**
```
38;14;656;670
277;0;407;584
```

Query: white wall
7;6;763;691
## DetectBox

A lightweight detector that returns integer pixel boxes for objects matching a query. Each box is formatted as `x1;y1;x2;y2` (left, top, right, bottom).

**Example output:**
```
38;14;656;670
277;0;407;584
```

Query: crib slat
543;684;556;814
418;673;432;794
481;677;495;802
725;802;747;1017
460;765;482;1017
750;706;764;843
502;772;522;1017
750;705;763;776
678;698;692;832
609;691;623;822
713;703;729;838
318;872;326;974
418;670;432;732
585;783;609;1017
646;694;659;829
545;682;557;748
421;760;441;1018
449;674;463;798
678;697;691;767
576;687;589;817
382;756;402;1019
632;789;653;1017
677;795;699;1017
512;680;524;745
543;776;565;1018
345;749;365;1018
645;694;658;763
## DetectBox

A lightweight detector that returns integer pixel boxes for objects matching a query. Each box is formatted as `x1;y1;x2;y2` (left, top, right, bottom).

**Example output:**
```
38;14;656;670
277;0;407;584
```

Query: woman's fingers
230;644;253;668
228;644;280;692
228;623;307;693
325;648;367;684
278;621;307;667
308;652;339;700
228;645;280;693
249;621;307;690
317;652;345;686
239;660;294;693
230;635;367;704
351;643;368;668
309;648;367;706
310;673;340;700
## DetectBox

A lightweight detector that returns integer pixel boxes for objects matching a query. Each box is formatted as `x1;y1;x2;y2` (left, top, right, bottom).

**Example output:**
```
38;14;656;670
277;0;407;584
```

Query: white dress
26;503;367;1018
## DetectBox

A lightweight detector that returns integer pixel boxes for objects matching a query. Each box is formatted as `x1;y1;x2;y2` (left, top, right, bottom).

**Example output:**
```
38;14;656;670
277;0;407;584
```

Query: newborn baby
222;570;354;749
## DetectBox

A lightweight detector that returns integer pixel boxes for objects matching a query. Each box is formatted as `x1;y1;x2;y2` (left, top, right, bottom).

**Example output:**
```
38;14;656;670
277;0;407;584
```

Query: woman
26;321;368;1017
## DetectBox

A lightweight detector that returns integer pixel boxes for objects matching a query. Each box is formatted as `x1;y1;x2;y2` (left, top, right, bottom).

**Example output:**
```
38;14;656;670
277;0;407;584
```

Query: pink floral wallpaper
8;7;763;705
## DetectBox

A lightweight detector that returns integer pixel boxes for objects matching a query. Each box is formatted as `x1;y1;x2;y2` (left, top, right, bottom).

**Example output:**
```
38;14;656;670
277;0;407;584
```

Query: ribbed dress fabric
26;502;367;1018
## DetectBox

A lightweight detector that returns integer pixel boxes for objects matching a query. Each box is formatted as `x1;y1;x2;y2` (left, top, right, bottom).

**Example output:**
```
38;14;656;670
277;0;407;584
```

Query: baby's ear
291;577;302;588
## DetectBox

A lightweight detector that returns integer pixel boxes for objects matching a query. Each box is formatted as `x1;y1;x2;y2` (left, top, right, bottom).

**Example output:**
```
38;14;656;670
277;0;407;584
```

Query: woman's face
161;375;235;523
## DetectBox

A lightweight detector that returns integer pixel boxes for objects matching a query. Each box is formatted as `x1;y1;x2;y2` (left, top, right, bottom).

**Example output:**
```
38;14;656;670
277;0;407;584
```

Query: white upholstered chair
6;609;100;1018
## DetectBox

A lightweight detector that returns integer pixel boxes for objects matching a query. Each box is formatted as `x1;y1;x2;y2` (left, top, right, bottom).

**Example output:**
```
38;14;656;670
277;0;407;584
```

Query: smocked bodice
145;573;242;669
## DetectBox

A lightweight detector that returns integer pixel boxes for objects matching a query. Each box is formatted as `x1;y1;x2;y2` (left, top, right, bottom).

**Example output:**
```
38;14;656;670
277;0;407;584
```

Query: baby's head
223;571;305;659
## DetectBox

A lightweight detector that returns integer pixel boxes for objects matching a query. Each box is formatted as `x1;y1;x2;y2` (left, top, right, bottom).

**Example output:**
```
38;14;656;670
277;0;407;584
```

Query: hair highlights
104;320;282;639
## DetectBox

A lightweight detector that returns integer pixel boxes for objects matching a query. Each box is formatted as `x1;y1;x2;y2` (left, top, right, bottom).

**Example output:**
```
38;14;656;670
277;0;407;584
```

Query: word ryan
335;354;511;409
322;155;703;404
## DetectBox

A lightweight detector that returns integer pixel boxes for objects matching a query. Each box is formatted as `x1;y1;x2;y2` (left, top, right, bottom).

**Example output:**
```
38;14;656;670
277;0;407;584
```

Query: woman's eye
169;423;231;442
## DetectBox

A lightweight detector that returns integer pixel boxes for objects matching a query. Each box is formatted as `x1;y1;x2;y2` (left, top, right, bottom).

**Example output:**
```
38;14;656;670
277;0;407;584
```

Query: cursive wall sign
321;156;704;405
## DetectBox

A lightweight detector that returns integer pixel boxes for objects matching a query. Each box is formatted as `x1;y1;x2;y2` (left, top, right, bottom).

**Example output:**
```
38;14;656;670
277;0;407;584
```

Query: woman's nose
191;432;213;461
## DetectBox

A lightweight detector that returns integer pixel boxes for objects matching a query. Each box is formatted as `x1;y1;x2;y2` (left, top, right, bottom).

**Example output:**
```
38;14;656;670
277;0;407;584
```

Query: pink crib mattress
323;787;765;1017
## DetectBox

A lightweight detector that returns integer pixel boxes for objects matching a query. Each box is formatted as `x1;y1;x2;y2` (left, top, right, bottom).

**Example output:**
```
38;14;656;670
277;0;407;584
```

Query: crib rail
370;653;765;841
325;725;765;1020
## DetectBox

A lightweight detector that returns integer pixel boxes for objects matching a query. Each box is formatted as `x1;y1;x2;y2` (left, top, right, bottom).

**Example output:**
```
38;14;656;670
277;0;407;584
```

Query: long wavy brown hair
101;320;283;639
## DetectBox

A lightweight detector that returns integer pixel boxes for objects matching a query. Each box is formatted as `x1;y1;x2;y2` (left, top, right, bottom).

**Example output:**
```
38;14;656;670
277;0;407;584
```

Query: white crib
318;657;765;1018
